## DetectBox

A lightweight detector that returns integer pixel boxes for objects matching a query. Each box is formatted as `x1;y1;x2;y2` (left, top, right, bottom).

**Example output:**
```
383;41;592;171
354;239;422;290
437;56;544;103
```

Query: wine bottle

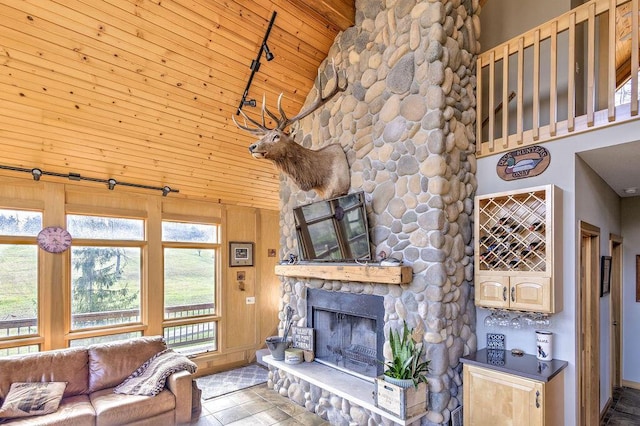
529;221;545;232
498;217;516;226
490;225;505;237
529;241;545;251
507;257;521;267
479;236;496;246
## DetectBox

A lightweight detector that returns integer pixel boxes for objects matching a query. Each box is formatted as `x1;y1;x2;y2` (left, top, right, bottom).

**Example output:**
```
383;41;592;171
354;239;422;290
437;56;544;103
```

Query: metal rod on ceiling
236;11;278;115
0;164;179;196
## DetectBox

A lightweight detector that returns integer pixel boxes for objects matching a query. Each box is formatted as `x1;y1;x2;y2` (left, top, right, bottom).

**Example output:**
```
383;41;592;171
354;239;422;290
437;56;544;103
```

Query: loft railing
477;0;640;157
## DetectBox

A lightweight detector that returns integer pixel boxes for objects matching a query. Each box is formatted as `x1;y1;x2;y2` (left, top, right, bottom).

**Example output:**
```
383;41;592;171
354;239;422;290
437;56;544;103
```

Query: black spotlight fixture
107;178;117;190
162;186;171;197
263;43;274;61
31;168;42;181
243;99;257;107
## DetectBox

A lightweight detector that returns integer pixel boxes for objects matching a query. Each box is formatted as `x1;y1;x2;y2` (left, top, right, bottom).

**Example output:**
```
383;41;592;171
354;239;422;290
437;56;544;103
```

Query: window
0;345;39;357
69;331;142;347
0;209;41;351
162;221;218;355
67;215;144;330
615;71;640;106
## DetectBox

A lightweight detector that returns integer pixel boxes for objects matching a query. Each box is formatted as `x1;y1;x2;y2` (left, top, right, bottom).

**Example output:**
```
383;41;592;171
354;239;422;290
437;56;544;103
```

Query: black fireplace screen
307;288;384;378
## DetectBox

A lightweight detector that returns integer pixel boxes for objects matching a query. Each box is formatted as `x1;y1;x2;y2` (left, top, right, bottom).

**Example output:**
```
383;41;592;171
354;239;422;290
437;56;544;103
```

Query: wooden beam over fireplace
275;264;412;284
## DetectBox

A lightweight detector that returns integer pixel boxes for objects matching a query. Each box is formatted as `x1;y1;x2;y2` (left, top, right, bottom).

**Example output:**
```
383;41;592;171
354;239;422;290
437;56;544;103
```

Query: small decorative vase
383;375;414;389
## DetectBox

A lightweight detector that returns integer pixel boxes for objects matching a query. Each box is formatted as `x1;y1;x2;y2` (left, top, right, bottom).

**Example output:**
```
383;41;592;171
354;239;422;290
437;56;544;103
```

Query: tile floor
190;383;329;426
601;386;640;425
190;383;640;425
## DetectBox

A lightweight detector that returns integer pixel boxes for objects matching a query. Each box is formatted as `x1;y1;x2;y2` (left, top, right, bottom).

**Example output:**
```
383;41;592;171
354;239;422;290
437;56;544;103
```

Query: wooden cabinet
474;185;562;313
463;364;565;426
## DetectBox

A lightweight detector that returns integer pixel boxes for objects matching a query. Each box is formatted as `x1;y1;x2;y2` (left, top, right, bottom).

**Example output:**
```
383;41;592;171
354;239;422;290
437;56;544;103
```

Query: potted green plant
383;321;430;389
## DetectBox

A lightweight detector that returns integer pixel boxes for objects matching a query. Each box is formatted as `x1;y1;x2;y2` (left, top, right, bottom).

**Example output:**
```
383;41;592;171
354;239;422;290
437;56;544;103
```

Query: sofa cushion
0;382;67;419
90;387;175;426
87;336;166;393
0;394;94;426
0;348;89;400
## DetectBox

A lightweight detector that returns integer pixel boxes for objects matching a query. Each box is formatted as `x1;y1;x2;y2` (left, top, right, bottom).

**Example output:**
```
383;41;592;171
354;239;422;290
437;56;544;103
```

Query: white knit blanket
114;348;197;396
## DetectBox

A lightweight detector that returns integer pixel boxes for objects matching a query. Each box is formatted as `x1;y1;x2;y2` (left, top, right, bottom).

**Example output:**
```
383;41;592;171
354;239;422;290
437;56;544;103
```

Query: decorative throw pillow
0;382;67;419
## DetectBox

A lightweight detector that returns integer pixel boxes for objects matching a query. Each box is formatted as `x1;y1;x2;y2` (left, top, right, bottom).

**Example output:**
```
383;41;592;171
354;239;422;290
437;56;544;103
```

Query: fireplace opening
306;288;384;380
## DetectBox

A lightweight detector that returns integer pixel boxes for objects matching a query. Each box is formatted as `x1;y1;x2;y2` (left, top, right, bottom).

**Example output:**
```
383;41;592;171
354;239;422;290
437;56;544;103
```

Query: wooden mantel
275;263;413;284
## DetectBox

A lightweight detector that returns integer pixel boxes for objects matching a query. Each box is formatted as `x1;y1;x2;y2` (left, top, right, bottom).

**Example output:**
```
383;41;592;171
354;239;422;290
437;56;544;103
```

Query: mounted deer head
233;62;349;199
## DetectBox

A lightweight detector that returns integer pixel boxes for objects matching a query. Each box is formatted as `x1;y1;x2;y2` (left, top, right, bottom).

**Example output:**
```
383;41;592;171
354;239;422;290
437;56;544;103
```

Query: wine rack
477;190;547;273
474;185;562;313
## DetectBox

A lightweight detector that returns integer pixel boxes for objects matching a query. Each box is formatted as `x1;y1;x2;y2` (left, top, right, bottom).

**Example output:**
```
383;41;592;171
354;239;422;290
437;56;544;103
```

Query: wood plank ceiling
615;1;640;87
0;0;354;210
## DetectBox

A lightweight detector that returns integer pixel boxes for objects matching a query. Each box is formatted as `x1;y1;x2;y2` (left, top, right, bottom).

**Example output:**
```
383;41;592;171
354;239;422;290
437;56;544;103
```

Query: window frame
161;218;221;355
0;207;43;354
65;213;147;343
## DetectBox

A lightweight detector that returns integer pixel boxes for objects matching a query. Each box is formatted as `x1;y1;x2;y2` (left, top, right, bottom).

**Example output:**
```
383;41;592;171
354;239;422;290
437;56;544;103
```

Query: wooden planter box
374;377;428;419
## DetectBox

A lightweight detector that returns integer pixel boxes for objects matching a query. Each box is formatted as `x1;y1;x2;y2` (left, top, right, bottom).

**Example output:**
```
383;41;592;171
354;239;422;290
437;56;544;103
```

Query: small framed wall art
600;255;612;296
636;255;640;302
229;242;254;267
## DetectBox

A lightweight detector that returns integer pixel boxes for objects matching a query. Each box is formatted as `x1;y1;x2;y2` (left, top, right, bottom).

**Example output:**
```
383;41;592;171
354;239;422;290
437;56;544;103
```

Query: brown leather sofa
0;336;194;425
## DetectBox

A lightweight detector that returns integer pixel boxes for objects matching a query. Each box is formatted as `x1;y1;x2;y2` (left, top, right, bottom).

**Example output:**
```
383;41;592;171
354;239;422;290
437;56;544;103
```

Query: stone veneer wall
271;0;480;425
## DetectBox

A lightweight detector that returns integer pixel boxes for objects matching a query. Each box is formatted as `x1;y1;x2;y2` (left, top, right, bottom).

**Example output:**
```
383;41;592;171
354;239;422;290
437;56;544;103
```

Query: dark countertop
460;348;568;382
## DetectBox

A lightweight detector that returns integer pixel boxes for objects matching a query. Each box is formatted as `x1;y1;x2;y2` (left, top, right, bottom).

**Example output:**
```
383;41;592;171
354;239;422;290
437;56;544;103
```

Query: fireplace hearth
306;288;384;380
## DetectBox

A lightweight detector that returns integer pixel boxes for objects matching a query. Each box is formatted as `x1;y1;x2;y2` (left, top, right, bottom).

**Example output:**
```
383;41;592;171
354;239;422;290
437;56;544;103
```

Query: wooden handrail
482;91;516;128
477;0;640;157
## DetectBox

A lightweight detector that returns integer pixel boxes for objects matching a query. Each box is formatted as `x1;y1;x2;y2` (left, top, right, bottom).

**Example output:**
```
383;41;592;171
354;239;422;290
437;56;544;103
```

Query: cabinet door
463;365;544;426
475;275;509;308
510;277;551;312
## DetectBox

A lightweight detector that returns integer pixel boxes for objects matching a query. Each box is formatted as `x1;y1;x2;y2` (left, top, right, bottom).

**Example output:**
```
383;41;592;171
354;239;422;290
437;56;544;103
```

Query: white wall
621;197;640;385
476;118;640;425
574;156;621;411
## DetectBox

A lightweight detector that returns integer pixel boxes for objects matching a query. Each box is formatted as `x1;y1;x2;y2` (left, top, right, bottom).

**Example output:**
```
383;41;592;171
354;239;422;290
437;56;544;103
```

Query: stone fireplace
268;0;479;425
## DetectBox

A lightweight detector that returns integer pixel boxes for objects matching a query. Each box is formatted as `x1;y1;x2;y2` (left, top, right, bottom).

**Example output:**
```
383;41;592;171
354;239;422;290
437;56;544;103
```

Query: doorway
578;221;600;426
609;235;623;390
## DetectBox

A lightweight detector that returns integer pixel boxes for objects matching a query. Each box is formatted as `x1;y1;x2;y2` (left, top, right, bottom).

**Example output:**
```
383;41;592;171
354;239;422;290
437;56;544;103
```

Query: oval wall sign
496;145;551;181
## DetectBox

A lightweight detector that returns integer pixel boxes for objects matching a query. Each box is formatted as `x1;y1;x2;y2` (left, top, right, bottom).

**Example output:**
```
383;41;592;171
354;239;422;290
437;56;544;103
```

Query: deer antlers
233;61;347;134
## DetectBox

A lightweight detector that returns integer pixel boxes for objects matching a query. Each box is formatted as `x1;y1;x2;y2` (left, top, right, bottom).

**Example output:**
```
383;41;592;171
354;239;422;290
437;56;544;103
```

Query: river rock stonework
271;1;480;425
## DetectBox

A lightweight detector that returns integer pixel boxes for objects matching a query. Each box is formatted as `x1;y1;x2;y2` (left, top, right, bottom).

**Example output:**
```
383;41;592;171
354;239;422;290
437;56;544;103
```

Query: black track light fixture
243;99;257;107
263;43;274;61
31;168;42;181
162;186;171;197
107;178;117;190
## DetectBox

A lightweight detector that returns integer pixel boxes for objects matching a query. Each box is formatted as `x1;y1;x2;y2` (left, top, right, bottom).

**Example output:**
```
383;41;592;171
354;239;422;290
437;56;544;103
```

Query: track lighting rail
236;11;277;115
0;164;179;197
